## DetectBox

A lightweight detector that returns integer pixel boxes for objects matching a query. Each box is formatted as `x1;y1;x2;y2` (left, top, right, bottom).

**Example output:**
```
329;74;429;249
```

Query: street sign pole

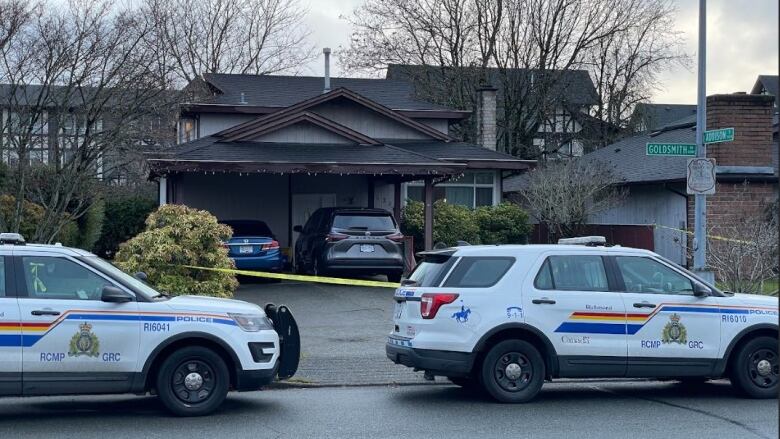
693;0;712;282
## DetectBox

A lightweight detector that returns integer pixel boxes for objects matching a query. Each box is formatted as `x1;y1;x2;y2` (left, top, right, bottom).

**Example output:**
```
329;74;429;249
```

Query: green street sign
646;143;696;156
704;127;734;144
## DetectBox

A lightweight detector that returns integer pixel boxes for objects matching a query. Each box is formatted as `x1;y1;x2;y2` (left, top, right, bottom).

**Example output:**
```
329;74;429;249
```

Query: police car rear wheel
480;339;544;403
157;346;230;416
731;336;778;399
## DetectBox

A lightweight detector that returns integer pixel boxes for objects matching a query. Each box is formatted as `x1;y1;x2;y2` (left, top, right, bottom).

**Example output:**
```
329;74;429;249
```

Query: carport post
424;177;434;250
393;181;401;223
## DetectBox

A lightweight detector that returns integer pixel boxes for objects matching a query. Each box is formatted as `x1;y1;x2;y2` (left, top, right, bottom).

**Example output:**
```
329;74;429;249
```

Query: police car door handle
532;298;556;305
31;309;60;316
633;302;656;309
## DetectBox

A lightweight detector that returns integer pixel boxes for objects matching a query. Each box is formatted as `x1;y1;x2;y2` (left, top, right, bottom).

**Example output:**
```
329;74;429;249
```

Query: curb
265;377;658;390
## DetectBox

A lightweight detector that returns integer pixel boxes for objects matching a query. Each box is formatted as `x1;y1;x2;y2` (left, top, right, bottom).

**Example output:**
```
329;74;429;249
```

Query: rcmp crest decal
68;322;100;357
661;313;687;344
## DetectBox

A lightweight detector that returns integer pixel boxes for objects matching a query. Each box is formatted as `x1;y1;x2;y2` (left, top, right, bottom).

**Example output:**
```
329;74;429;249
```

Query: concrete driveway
234;279;428;386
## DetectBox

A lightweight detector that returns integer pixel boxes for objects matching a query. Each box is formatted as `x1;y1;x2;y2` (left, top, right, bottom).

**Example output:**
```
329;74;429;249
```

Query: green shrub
114;204;238;297
401;200;531;251
475;202;531;244
94;194;157;258
401;200;480;252
0;194;45;238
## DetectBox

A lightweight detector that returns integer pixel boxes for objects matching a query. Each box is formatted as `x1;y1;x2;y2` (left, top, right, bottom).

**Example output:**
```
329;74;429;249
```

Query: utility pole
693;0;711;282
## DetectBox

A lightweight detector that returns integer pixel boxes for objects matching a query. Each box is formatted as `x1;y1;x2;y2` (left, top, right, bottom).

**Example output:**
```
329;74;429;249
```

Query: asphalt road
234;280;430;385
1;380;776;439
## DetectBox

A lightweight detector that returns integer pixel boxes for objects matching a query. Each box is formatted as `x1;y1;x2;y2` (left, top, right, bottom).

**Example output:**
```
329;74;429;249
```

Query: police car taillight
420;293;459;319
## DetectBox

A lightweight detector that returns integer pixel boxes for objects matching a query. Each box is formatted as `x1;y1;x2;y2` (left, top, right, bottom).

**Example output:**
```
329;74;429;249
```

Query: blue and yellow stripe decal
0;310;237;347
554;303;778;335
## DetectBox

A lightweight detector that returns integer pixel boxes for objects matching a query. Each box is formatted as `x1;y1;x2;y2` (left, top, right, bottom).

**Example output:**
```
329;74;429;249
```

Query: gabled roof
387;64;599;106
630;103;697;132
191;73;465;116
751;75;779;97
220;111;381;145
215;87;452;142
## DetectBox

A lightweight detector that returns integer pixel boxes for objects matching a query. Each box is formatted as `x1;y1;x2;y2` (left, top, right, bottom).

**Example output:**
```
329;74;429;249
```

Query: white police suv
387;240;779;403
0;233;299;416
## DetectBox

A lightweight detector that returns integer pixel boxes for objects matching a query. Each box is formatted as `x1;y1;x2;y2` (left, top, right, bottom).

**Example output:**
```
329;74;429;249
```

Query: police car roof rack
557;236;607;247
0;232;26;245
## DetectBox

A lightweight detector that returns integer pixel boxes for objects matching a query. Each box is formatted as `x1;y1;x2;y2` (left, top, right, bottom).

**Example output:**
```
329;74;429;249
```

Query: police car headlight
228;313;274;332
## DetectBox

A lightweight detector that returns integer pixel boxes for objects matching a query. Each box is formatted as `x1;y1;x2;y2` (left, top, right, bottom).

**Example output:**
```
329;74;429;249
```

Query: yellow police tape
653;224;753;245
183;265;401;288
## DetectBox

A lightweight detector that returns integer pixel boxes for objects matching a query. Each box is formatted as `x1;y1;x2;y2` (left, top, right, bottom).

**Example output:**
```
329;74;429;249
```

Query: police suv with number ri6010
387;238;778;403
0;233;299;416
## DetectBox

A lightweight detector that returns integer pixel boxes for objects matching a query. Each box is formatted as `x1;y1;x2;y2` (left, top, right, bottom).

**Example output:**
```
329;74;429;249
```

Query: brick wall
683;93;778;267
705;93;774;166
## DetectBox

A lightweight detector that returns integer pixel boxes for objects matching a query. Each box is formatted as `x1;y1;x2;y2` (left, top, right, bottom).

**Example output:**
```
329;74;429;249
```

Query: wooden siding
310;100;435;140
199;113;256;138
251;121;354;144
588;184;688;265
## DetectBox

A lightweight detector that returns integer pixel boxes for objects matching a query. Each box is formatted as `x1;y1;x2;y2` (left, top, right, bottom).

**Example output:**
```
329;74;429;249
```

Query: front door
15;254;141;395
523;253;627;377
612;255;721;377
0;255;22;395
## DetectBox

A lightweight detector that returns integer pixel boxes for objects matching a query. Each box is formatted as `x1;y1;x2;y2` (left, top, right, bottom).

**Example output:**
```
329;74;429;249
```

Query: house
386;64;599;158
147;51;531;252
506;92;778;266
0;83;171;185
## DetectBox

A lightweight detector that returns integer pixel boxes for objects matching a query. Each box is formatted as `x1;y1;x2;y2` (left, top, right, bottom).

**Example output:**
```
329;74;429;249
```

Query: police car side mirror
692;282;711;297
102;285;134;303
134;271;148;283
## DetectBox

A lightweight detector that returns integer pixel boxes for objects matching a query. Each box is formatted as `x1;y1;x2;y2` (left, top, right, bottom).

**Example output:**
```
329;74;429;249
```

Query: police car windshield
80;256;163;299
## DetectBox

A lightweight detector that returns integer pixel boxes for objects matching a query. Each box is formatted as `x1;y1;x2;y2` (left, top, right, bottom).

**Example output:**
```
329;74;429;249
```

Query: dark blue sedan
221;220;285;271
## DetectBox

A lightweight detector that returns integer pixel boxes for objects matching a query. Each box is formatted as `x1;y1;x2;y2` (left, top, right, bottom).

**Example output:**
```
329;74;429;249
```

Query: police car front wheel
480;339;545;403
156;346;230;416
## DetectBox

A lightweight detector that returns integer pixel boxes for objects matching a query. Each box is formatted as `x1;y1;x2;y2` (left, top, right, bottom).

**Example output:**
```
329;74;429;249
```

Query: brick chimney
476;85;498;150
706;93;774;166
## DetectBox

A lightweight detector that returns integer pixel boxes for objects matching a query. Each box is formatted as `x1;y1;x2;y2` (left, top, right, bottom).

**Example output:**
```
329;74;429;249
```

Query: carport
147;141;505;252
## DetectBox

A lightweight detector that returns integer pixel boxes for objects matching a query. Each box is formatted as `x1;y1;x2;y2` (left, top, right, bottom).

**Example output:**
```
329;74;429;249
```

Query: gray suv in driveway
293;208;405;282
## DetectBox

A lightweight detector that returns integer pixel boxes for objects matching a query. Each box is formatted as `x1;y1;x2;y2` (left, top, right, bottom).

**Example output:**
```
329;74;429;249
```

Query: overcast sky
302;0;778;104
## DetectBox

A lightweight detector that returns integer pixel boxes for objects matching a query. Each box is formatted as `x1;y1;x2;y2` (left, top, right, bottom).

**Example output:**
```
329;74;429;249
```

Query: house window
405;171;497;208
1;111;49;165
179;117;197;143
539;108;576;133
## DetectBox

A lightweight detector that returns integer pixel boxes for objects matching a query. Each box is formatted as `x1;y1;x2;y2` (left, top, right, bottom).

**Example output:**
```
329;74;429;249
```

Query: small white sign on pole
687;158;716;195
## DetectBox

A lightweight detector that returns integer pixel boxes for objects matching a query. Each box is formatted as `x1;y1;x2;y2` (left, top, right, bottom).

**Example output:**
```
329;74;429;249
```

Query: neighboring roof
751;75;779;98
386;64;599;106
751;75;780;112
631;103;697;131
192;73;463;114
216;87;452;142
387;140;535;169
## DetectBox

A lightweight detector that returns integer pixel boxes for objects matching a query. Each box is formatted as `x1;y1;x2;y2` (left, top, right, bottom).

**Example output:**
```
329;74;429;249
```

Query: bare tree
706;205;779;295
584;0;688;147
1;0;173;242
341;0;687;158
141;0;315;86
519;158;626;241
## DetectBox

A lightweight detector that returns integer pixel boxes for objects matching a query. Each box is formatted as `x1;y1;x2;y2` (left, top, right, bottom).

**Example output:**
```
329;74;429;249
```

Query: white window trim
401;171;500;208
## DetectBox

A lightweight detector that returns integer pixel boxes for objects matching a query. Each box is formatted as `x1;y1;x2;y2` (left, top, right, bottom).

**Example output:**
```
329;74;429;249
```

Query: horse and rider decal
452;302;471;323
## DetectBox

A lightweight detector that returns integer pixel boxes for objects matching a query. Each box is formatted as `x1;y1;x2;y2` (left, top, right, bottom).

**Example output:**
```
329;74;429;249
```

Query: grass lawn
717;278;779;296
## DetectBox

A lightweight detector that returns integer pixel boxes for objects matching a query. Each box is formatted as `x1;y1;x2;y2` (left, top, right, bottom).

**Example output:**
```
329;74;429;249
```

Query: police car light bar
0;232;26;245
557;236;606;246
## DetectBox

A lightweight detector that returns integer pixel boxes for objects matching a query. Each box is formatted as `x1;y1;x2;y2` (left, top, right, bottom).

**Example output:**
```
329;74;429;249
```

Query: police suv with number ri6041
0;233;299;416
387;238;778;403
